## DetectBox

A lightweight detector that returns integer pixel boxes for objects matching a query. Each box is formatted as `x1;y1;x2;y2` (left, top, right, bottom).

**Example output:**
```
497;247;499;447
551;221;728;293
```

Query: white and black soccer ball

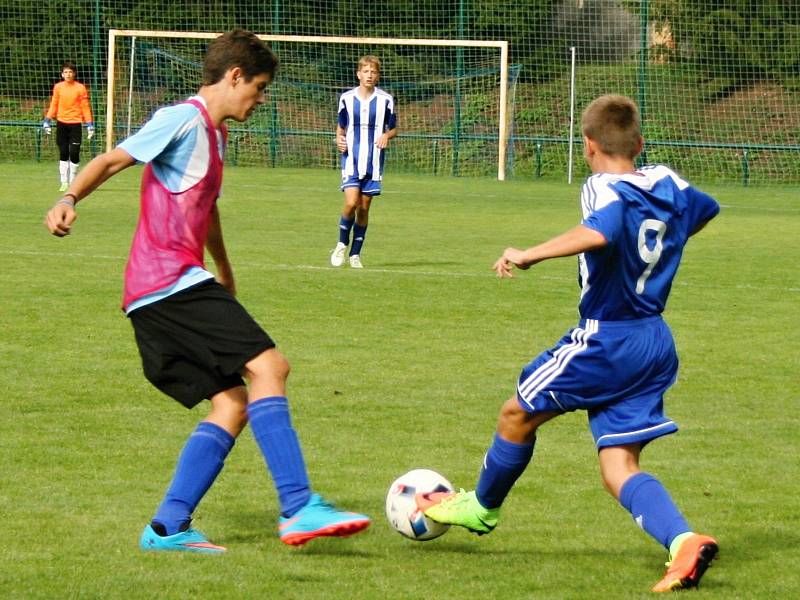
385;468;454;541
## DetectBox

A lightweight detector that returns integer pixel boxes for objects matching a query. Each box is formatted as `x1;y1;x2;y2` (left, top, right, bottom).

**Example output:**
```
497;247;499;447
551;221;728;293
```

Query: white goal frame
106;29;510;180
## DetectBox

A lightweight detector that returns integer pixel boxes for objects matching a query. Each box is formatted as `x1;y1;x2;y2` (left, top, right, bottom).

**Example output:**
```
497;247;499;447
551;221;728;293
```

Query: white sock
69;162;79;182
59;161;69;183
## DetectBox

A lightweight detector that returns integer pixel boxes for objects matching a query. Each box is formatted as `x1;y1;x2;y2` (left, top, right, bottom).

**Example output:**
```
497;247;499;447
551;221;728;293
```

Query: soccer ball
385;468;454;541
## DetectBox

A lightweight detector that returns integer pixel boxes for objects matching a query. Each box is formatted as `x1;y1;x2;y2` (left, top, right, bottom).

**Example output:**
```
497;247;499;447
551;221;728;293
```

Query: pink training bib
123;99;226;309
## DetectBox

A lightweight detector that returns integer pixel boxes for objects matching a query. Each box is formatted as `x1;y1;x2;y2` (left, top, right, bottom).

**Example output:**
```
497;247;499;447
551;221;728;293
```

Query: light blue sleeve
118;103;200;164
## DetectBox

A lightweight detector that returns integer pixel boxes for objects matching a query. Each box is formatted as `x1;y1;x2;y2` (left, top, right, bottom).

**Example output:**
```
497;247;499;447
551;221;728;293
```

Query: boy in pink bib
44;29;370;553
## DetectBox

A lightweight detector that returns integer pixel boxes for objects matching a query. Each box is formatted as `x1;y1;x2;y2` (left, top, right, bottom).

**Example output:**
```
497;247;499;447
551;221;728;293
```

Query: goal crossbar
107;29;510;179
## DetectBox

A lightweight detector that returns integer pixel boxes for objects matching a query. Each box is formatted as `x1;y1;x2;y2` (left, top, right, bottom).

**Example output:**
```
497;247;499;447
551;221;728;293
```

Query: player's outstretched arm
206;204;236;295
44;147;136;237
493;225;607;278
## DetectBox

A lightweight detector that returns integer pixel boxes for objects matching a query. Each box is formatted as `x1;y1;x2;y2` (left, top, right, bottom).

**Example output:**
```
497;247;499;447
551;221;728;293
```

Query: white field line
4;248;531;280
4;248;799;292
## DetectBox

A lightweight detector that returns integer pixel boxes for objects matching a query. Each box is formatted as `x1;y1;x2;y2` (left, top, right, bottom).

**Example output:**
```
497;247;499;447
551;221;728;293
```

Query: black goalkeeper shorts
128;280;275;408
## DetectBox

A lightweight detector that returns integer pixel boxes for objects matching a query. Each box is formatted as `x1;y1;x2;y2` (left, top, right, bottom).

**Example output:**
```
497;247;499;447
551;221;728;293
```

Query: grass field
1;162;798;599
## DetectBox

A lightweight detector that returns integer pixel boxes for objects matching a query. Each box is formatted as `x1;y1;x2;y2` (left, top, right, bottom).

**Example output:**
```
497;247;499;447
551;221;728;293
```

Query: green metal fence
1;0;798;184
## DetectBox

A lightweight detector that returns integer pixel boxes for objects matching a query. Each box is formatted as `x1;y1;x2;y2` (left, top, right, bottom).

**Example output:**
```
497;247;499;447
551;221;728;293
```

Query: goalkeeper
43;61;94;191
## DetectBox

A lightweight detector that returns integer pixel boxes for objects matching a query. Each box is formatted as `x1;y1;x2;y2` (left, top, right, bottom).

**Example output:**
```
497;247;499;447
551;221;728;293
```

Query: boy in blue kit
330;55;397;269
421;95;720;592
44;29;370;553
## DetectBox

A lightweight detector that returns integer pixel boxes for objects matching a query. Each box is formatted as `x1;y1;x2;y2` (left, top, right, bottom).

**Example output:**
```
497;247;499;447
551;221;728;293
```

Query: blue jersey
578;165;719;320
338;86;396;181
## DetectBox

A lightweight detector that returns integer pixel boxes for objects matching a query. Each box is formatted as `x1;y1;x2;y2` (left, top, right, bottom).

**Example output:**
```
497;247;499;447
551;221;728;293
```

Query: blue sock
153;421;234;535
338;216;355;246
350;223;367;256
247;396;311;518
619;472;691;549
475;433;535;509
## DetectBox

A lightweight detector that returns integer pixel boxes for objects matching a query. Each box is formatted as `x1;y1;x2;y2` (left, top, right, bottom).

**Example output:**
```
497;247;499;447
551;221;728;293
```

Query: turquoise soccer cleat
139;524;226;554
279;494;371;546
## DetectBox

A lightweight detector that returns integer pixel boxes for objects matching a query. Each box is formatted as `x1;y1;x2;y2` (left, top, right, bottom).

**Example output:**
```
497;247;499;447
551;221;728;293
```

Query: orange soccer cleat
652;533;718;592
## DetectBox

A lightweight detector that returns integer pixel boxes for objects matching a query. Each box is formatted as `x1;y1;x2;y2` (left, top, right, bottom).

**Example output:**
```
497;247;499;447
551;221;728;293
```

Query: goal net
3;1;798;184
106;30;512;179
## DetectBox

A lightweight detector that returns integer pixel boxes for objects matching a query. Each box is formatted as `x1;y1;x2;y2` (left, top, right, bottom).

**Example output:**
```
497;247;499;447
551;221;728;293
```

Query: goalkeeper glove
43;119;52;135
86;123;94;140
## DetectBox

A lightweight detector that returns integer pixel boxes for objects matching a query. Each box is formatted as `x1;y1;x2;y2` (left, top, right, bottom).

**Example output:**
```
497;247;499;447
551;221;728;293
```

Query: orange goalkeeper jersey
46;81;93;124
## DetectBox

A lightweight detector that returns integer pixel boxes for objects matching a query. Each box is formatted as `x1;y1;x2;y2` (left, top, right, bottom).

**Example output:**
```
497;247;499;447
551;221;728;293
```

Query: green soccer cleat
418;489;499;535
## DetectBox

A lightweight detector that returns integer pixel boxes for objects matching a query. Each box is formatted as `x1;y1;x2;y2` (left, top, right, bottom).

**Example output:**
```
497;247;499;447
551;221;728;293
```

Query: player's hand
375;133;390;149
42;119;52;135
86;123;95;140
44;199;77;237
336;133;347;153
492;247;531;278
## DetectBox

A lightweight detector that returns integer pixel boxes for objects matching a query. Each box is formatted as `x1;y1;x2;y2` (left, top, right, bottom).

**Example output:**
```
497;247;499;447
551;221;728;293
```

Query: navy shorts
516;316;679;449
128;280;275;408
340;174;381;195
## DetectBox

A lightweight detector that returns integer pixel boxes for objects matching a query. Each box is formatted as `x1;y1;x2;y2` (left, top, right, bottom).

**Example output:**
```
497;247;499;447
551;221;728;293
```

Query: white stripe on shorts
517;319;599;408
595;420;676;448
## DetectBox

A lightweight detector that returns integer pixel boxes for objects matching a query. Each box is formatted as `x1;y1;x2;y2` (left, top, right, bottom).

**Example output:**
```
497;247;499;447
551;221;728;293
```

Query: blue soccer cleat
279;493;371;546
139;524;226;554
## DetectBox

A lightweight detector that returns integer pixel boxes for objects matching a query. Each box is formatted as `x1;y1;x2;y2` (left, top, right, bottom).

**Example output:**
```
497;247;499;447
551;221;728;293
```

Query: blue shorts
341;174;382;195
516;316;679;449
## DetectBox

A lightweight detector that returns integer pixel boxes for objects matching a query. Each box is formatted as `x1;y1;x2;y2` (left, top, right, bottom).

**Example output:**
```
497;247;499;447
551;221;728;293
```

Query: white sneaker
349;255;363;269
331;242;347;267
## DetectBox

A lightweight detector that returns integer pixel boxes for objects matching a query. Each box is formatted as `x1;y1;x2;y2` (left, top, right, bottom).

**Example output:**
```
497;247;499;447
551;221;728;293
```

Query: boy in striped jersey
330;55;397;269
43;61;94;192
421;95;720;592
44;29;370;554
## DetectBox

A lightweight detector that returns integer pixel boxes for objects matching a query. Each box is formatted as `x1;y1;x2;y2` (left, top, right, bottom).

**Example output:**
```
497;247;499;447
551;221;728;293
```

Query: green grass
1;163;798;598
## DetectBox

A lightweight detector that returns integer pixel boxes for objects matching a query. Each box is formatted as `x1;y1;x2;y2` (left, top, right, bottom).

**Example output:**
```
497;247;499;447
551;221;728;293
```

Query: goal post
106;29;511;180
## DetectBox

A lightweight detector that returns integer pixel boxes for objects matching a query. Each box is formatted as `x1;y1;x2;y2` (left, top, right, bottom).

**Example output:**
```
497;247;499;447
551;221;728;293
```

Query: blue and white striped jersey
338;86;396;181
578;165;720;320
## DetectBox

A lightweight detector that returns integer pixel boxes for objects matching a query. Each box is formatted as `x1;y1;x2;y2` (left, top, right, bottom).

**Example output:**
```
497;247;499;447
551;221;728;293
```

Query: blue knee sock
153;421;234;535
619;472;691;549
338;216;355;246
475;433;535;509
247;396;311;518
350;223;367;256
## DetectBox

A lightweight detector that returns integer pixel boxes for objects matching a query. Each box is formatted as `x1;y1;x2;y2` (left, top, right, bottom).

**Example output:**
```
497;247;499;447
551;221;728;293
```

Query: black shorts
128;280;275;408
56;122;82;147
